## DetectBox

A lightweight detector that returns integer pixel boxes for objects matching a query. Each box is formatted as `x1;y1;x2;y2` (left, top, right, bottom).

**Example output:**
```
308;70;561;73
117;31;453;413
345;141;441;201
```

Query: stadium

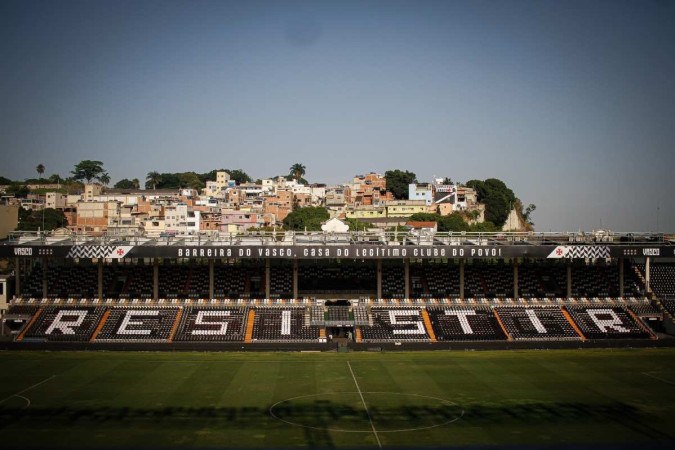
1;230;675;447
2;230;674;349
2;0;675;445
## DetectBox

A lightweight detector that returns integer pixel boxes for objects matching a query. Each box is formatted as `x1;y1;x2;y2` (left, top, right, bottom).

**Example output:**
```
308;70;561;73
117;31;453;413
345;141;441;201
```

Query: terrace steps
421;309;437;342
90;309;111;342
561;306;586;341
627;308;657;340
492;308;512;341
167;308;183;343
244;310;255;343
17;307;43;342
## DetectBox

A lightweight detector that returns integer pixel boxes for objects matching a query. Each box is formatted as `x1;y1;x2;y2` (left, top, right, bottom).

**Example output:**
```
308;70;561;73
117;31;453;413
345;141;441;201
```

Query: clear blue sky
1;0;674;232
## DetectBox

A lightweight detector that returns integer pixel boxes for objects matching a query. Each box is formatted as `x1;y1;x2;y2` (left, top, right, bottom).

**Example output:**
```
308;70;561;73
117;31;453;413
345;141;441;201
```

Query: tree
470;221;498;232
289;163;306;182
154;172;179;189
283;207;329;231
132;178;140;189
439;213;470;232
99;172;110;187
47;174;61;184
178;172;204;190
442;177;453;185
200;169;252;185
408;213;439;223
18;206;32;222
384;169;417;200
465;178;516;228
465;179;485;199
0;176;13;185
285;174;308;185
16;208;67;231
36;164;45;180
408;212;471;232
6;184;30;198
146;171;162;190
226;169;252;185
345;218;374;231
114;179;137;189
71;160;105;184
523;203;536;226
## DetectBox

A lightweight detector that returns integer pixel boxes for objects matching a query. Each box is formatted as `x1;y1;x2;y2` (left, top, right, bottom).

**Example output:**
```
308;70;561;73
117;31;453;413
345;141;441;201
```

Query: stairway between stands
244;310;255;342
561;307;586;341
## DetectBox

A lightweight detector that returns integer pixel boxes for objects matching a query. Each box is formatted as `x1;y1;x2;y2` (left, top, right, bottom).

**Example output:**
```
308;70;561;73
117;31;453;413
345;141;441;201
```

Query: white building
408;183;434;206
142;217;167;237
164;203;201;235
46;192;67;209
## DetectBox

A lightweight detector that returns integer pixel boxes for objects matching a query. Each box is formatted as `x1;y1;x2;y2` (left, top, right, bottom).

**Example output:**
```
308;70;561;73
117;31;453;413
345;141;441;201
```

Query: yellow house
384;200;429;217
345;206;386;220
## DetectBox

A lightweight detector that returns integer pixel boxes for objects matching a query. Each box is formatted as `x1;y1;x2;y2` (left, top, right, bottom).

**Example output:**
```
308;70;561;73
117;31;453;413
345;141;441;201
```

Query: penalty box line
0;375;56;406
642;372;675;386
347;361;382;448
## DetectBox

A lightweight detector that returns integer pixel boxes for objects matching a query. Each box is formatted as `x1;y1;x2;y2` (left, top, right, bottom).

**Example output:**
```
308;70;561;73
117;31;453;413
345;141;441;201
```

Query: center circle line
268;391;464;433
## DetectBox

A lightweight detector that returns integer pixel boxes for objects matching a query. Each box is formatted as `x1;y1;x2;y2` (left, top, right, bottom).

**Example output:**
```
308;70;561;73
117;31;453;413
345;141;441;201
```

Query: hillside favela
1;160;673;340
2;0;675;448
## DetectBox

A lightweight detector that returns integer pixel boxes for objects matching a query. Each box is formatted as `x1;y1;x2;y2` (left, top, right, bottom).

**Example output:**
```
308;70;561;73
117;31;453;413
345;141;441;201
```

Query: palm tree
146;171;162;190
289;163;306;182
36;164;45;180
99;172;110;187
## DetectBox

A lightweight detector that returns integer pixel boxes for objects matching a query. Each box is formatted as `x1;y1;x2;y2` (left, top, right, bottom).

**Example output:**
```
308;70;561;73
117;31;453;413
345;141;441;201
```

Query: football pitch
1;349;675;448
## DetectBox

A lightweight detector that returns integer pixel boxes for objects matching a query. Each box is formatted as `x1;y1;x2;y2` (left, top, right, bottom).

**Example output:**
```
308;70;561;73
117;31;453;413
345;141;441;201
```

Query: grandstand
1;230;674;348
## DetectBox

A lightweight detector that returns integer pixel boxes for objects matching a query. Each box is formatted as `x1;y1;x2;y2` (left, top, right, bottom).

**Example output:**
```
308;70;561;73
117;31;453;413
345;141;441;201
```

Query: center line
347;361;382;448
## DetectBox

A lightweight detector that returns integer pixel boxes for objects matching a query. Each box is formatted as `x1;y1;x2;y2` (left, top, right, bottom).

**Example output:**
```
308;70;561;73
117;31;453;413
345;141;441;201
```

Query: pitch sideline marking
0;375;56;408
348;361;382;448
642;372;675;386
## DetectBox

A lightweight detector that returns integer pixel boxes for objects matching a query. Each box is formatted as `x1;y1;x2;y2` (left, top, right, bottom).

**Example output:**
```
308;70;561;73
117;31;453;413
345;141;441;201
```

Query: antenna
657;201;660;232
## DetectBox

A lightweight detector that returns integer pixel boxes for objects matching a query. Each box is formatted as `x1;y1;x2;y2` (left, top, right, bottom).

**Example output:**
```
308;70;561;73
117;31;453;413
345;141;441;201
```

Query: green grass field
1;349;675;448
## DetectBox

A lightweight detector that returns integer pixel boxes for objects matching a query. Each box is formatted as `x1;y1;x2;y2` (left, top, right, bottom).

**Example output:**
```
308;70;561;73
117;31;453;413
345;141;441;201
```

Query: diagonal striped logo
547;246;610;259
67;246;133;259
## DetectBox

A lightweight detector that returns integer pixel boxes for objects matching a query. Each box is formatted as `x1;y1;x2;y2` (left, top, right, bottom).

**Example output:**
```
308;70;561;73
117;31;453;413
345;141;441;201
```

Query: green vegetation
384;169;416;200
148;169;253;190
146;171;162;190
522;200;537;226
0;349;674;448
46;174;62;184
345;217;374;231
71;160;106;184
283;206;329;231
465;178;516;228
149;172;202;190
289;163;306;182
99;172;110;187
198;169;252;185
16;207;67;231
408;212;498;232
113;178;140;189
4;184;30;198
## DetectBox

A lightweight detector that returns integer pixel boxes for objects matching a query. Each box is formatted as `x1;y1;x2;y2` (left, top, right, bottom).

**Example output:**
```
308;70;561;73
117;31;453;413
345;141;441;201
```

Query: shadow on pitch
0;400;672;442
